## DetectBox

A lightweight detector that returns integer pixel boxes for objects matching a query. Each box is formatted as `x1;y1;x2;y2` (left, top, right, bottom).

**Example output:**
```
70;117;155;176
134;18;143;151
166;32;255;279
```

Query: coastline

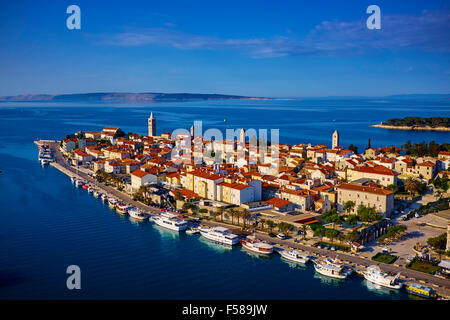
370;124;450;132
41;141;450;299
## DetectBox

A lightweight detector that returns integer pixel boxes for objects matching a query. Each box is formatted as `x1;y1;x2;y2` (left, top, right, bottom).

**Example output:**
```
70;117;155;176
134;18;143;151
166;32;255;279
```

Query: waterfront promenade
42;141;450;298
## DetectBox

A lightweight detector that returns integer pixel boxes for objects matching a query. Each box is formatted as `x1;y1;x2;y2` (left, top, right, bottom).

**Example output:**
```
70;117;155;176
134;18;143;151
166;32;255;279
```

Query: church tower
332;130;339;149
148;112;156;137
240;128;245;144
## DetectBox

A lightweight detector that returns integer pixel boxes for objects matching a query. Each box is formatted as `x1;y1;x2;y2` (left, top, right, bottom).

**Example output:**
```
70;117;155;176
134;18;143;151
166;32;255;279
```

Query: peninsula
371;117;450;132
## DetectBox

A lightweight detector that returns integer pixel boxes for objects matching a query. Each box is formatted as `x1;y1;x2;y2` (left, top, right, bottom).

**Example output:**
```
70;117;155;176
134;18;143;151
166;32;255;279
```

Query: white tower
240;128;245;144
148;112;156;137
190;125;195;137
332;130;339;149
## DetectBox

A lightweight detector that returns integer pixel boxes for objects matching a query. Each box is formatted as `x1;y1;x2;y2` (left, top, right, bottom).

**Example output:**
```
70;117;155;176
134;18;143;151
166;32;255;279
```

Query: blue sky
0;0;449;97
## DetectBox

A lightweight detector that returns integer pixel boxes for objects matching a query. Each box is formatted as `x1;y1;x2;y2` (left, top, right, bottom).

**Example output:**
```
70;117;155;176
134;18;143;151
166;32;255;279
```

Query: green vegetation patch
371;252;398;264
386;117;449;128
406;259;441;275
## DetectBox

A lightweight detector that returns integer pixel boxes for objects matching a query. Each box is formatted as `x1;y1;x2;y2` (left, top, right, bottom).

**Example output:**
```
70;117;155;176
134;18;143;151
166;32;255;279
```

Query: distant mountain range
0;92;448;102
0;92;273;102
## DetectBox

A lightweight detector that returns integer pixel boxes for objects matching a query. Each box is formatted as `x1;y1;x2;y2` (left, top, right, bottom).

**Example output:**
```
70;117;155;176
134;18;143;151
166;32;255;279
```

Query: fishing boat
312;258;352;279
116;202;129;214
279;249;310;264
241;236;273;255
153;212;188;232
108;197;118;209
198;226;239;245
406;283;436;299
128;207;147;221
362;265;402;290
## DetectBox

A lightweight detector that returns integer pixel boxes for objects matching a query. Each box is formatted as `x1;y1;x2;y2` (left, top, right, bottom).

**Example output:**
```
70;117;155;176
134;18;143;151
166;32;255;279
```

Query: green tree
266;220;276;233
427;233;447;250
346;230;360;243
325;229;341;243
387;184;398;192
343;201;356;214
404;177;422;196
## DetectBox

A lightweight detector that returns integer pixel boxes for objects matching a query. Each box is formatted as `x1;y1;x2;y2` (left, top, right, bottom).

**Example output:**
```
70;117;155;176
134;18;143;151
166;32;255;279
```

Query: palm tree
259;218;267;231
266;220;275;233
213;210;221;221
228;208;236;225
241;209;250;228
217;207;225;222
301;224;308;240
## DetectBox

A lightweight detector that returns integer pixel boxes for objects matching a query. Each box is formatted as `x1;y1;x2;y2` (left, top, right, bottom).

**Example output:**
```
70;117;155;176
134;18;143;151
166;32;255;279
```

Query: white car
277;233;287;240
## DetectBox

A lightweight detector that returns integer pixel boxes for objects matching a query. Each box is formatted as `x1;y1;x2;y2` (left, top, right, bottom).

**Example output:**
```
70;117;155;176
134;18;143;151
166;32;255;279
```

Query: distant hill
0;92;271;102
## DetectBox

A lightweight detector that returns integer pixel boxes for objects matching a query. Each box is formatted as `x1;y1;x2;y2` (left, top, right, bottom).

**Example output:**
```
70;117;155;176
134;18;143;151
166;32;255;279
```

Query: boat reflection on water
280;256;308;270
198;236;235;253
153;222;183;241
313;272;345;286
243;249;273;260
128;216;148;226
363;279;401;296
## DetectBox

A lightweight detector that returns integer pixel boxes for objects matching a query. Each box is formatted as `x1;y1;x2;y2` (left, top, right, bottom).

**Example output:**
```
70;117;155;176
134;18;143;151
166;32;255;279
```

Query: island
0;92;280;102
371;117;450;131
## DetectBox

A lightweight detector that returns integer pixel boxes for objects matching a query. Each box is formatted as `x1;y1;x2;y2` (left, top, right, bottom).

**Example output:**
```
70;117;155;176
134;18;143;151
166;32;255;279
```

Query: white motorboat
186;228;199;235
241;236;273;255
71;176;77;184
279;249;310;264
362;265;402;290
153;212;188;231
312;258;352;279
198;226;239;245
93;190;100;198
75;180;83;188
128;207;147;221
101;194;108;202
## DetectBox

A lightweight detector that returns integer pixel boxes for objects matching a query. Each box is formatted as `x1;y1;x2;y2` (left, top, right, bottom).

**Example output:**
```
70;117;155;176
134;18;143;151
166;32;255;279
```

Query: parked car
277;233;287;240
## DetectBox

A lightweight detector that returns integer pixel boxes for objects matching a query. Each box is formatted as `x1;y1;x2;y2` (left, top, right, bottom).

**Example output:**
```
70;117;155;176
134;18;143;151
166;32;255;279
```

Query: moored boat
153;212;188;231
312;258;351;279
279;249;310;264
128;207;147;221
362;265;402;290
406;283;437;299
87;186;94;193
75;180;83;188
93;190;100;198
198;226;239;245
116;202;129;214
108;197;118;209
101;194;108;202
82;184;89;190
186;228;199;235
241;236;273;255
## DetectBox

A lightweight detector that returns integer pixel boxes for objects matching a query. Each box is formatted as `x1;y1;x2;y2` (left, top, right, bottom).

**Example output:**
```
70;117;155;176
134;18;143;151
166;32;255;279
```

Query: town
41;112;450;298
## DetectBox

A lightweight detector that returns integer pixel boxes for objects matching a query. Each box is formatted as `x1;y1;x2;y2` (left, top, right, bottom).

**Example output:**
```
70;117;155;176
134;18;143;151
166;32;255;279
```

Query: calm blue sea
0;99;448;299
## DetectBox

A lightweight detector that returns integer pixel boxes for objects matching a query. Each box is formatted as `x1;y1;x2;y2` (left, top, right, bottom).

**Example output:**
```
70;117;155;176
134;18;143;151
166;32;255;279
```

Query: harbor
36;139;450;299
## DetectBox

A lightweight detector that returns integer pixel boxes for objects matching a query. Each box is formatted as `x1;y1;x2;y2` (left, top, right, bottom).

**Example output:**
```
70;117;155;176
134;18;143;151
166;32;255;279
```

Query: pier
38;140;450;299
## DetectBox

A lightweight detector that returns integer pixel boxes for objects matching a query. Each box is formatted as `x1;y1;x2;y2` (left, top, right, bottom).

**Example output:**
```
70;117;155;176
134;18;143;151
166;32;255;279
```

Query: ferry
312;258;352;279
406;283;437;299
116;202;129;214
128;207;147;221
153;212;188;232
279;249;310;264
108;197;118;209
362;265;402;290
198;226;239;245
241;236;273;255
